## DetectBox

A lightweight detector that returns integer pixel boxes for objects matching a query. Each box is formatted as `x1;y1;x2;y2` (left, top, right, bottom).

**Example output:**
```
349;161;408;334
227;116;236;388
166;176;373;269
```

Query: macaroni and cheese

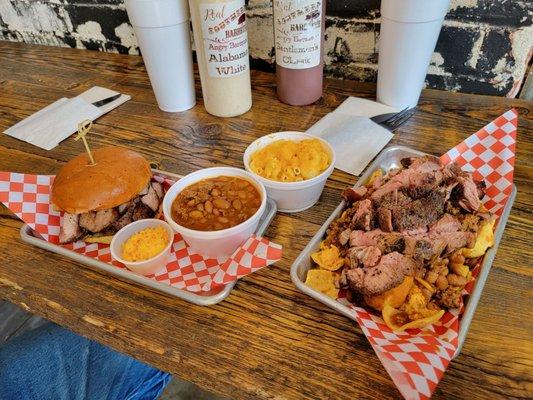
249;139;330;182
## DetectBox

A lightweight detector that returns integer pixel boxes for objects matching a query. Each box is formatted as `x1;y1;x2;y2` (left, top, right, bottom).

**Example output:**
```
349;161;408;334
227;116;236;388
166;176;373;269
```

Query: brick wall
0;0;531;97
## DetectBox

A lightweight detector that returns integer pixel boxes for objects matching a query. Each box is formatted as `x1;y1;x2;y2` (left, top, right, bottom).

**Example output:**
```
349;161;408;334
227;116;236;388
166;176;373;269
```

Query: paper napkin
4;97;102;150
0;173;282;294
338;109;518;400
3;86;130;150
77;86;130;115
307;97;398;176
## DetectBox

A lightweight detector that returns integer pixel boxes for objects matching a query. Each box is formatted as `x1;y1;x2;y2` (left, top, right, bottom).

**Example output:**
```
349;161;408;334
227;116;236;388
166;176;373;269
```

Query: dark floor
0;301;224;400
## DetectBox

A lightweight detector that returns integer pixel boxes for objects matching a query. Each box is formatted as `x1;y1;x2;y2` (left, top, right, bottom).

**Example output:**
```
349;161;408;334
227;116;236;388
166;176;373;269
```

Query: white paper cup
110;219;174;276
377;0;450;108
243;132;335;213
162;167;267;258
125;0;196;112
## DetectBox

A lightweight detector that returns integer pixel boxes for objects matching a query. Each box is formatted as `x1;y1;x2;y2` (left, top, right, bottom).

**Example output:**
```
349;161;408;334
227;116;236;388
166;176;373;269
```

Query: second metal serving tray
20;169;278;306
291;145;516;356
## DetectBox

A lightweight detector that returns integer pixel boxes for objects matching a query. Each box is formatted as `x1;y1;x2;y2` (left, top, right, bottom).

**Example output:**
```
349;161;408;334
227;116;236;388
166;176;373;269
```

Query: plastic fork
373;107;417;132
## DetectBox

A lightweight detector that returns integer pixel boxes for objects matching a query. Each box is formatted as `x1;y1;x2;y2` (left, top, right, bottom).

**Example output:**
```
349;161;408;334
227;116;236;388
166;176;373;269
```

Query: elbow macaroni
249;139;330;182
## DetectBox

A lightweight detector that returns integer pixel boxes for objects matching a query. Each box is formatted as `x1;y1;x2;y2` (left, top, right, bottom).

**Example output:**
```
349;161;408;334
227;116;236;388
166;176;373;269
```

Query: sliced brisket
377;208;393;232
339;228;352;246
428;214;475;254
430;213;461;233
349;229;383;247
346;246;382;268
132;202;153;221
59;213;83;244
451;174;482;212
343;186;368;204
345;252;417;296
79;208;119;233
351;199;374;231
391;190;446;231
141;184;160;212
376;233;405;254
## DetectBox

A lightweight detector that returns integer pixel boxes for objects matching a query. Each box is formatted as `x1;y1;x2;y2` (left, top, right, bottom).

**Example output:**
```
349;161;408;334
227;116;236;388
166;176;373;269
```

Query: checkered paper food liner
0;173;282;294
338;109;517;400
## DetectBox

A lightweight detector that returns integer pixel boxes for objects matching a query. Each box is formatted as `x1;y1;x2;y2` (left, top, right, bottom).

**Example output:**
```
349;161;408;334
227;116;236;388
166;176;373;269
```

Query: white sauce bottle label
274;0;322;69
200;1;250;78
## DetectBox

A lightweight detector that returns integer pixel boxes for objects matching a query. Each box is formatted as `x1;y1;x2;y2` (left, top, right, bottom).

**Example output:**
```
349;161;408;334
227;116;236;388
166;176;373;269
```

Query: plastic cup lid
381;0;450;23
125;0;190;28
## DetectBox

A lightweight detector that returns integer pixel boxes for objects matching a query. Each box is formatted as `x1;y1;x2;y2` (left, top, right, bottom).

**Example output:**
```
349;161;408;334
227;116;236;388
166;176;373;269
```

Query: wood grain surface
0;42;532;400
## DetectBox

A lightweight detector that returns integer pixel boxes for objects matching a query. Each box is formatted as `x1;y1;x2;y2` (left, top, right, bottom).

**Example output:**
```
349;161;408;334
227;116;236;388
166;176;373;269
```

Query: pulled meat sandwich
51;146;164;244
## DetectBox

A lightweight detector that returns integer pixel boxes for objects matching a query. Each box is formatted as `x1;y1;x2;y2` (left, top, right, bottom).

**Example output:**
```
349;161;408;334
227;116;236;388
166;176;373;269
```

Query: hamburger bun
51;146;152;214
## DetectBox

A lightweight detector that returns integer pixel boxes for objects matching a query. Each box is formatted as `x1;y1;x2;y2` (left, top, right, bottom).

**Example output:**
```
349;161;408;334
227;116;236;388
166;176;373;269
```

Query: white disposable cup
377;0;450;108
110;219;174;276
125;0;196;112
243;132;336;213
163;167;267;258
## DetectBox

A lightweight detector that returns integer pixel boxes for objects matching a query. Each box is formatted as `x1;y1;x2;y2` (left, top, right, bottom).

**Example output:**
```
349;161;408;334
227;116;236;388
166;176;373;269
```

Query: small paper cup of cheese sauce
243;132;335;213
110;219;174;276
162;167;267;258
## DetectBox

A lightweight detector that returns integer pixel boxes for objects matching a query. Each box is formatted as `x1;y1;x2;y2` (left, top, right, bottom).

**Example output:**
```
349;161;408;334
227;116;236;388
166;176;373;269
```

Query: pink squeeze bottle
273;0;325;106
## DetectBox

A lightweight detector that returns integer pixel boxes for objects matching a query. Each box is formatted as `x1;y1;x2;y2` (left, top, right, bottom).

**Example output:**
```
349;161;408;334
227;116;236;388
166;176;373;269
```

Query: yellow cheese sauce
122;226;169;262
249;139;330;182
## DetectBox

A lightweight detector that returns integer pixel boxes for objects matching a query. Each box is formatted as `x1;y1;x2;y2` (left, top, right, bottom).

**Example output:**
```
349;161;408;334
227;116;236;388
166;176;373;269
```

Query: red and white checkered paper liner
0;173;282;293
337;110;517;400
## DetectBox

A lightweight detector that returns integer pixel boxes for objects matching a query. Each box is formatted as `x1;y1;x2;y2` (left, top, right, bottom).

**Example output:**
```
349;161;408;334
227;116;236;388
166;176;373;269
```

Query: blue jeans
0;322;171;400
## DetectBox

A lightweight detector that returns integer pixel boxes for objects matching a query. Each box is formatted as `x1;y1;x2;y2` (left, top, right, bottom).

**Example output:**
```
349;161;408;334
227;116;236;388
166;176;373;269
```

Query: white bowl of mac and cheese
243;132;335;213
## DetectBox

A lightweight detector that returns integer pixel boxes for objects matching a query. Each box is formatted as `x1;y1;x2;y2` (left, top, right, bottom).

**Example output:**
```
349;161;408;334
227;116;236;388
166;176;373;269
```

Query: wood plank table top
0;42;531;400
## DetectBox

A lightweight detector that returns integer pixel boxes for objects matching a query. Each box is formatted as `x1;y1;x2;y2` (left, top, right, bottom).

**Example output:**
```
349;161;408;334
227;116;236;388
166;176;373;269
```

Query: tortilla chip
311;245;344;271
463;219;495;258
305;269;339;299
366;169;383;188
382;304;445;332
415;277;434;293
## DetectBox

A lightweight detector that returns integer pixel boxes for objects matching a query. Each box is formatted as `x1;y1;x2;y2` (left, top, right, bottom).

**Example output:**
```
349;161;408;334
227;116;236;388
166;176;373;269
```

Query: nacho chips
305;269;339;299
463;219;496;258
381;279;444;332
311;245;344;271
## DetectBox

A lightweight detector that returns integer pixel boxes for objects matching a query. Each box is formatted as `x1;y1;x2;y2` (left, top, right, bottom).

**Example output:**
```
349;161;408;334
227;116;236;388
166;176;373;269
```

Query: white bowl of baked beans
162;167;267;258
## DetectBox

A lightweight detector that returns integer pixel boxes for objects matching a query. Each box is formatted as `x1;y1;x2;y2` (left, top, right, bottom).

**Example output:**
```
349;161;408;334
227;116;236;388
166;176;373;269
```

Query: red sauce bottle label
274;0;322;69
200;1;250;78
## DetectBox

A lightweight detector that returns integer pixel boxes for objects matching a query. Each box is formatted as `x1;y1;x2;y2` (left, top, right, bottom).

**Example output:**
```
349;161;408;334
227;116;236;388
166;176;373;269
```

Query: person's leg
0;322;171;400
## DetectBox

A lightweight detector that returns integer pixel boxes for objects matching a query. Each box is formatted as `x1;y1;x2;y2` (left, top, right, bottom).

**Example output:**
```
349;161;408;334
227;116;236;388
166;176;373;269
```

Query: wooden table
0;42;531;399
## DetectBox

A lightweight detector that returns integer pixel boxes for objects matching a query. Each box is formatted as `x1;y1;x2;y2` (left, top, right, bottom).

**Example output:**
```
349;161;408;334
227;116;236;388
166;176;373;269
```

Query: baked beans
171;176;261;231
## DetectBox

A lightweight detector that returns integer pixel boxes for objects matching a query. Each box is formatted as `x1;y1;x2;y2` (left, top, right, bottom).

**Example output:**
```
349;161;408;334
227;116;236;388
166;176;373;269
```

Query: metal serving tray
20;169;277;306
291;146;516;356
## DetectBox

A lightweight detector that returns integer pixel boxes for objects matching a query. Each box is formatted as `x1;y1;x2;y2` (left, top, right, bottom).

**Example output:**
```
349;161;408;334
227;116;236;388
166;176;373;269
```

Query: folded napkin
307;97;399;176
4;86;130;150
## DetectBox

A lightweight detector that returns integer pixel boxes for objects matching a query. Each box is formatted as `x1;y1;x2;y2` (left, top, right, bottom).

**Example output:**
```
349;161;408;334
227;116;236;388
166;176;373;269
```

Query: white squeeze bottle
188;0;252;117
